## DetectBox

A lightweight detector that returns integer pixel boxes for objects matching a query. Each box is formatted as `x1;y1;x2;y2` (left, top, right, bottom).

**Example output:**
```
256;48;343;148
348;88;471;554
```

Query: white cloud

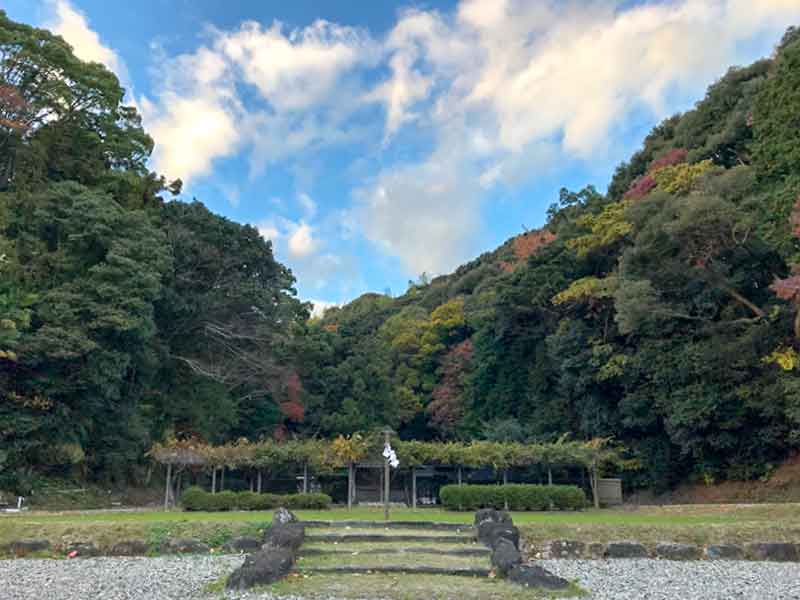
309;299;340;318
351;0;800;274
297;192;317;219
86;0;800;283
217;20;374;110
47;0;125;75
287;222;317;258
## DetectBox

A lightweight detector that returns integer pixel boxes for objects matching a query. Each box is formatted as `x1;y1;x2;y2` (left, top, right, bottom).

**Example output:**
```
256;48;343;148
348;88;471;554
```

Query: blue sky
5;1;799;311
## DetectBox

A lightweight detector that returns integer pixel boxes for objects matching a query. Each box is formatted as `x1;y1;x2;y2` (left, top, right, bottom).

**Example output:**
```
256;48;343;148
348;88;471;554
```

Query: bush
180;487;332;512
439;484;587;511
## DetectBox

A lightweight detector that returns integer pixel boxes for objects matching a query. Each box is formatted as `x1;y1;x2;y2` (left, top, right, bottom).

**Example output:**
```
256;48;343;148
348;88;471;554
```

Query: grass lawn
2;503;800;554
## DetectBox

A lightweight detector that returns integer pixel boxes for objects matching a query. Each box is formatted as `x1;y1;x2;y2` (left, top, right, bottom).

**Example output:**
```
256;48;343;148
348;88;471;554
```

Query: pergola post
590;465;600;509
164;463;172;511
411;466;417;511
347;462;354;511
383;429;391;522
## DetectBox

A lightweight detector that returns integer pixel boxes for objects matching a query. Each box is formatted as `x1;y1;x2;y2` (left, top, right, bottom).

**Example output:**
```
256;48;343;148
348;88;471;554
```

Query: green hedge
181;486;332;511
439;484;586;511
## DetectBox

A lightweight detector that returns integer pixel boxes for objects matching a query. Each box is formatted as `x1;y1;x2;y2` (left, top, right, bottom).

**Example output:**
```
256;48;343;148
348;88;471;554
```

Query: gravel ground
1;556;800;600
541;559;800;600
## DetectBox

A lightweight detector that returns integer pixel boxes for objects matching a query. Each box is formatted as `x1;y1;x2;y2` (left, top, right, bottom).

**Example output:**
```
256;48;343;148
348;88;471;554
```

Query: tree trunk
503;470;509;510
303;463;309;493
164;463;172;511
257;470;262;493
220;466;225;491
458;466;463;486
211;468;216;494
548;467;553;486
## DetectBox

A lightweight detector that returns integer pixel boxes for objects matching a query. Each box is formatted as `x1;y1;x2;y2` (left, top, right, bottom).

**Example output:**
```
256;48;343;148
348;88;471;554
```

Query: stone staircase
295;520;491;578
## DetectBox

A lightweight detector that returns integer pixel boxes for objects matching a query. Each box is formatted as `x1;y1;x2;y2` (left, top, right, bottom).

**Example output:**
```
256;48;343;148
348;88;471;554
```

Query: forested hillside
295;27;800;490
1;12;800;493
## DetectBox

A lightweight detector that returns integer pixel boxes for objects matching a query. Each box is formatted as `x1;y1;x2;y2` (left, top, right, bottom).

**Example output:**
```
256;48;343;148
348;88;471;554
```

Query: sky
4;0;800;314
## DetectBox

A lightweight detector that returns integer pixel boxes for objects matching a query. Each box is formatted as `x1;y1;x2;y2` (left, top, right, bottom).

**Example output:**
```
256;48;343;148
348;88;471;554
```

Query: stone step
295;565;491;577
305;534;475;544
303;520;472;532
299;546;490;557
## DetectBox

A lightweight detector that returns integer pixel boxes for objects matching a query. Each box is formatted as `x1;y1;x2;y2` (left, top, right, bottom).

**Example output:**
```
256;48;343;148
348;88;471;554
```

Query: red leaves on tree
427;339;473;433
0;84;29;131
771;197;800;310
624;148;688;201
279;372;305;423
501;229;556;272
789;197;800;238
624;174;657;201
649;148;688;172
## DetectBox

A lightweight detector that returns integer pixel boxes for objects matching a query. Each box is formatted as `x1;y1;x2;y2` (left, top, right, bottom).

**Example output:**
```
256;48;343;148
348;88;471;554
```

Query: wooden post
347;462;354;511
383;429;391;522
412;467;417;511
303;463;309;494
164;463;172;511
257;470;262;493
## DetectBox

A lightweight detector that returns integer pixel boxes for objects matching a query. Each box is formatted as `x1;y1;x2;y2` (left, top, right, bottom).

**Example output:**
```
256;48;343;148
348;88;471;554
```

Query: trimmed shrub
284;492;333;510
440;484;587;511
181;487;332;512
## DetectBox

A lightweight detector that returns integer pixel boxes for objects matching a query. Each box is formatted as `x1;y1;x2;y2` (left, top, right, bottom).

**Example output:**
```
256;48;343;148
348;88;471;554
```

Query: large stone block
705;544;745;560
263;522;305;552
226;547;295;590
655;542;701;560
604;540;649;559
9;539;50;557
745;543;799;562
491;537;522;576
508;565;570;590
